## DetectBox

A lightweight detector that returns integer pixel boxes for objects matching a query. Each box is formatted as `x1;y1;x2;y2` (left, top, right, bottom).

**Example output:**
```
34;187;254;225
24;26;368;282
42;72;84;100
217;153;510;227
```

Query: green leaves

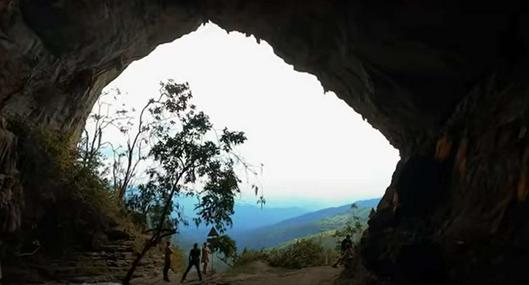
197;164;240;231
220;128;247;151
209;234;238;263
126;80;248;236
120;80;264;281
267;239;326;269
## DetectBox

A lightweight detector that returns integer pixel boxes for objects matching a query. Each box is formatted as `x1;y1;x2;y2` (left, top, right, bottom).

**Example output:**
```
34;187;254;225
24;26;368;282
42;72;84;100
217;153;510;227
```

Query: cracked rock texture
1;1;529;284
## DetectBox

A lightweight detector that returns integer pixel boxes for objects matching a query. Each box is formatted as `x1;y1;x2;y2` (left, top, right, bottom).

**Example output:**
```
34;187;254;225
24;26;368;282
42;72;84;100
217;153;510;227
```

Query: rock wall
1;0;528;283
3;231;165;284
0;117;22;235
363;71;529;284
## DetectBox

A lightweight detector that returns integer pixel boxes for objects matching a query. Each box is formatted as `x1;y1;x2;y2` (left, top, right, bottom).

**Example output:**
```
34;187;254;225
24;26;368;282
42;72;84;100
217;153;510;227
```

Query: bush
233;239;336;270
169;244;187;272
233;248;269;267
268;239;327;269
14;125;127;254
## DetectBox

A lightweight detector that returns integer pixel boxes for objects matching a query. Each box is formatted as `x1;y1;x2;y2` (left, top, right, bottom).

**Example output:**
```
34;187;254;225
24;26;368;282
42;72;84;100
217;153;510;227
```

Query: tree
80;84;184;204
333;203;364;248
78;89;130;171
110;87;168;203
123;81;249;284
209;234;238;266
78;87;152;204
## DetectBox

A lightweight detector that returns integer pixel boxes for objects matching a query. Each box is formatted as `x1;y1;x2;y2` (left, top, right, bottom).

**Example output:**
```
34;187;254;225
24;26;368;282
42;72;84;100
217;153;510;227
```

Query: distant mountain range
175;202;310;247
234;198;379;249
175;198;380;250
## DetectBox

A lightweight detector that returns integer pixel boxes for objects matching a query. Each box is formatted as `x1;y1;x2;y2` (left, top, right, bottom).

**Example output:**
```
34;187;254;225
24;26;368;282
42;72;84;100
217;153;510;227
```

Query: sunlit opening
100;23;399;210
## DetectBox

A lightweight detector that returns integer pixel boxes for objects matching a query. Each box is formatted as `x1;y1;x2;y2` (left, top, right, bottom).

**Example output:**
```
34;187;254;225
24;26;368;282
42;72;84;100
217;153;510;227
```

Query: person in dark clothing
332;235;354;268
181;243;202;283
333;242;355;268
340;235;352;253
163;241;173;282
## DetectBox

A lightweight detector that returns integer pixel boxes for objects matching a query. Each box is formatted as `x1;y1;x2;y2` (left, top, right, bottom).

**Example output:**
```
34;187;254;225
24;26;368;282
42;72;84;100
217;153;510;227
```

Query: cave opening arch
96;22;400;210
1;1;528;284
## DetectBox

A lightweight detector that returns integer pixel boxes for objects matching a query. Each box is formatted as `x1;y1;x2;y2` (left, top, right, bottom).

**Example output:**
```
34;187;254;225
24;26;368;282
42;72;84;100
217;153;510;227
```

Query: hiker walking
181;243;203;283
163;241;174;282
201;242;211;275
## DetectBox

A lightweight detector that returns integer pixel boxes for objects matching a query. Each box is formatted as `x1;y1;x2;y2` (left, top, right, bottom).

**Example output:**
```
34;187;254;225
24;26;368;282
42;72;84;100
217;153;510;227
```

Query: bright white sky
101;23;399;209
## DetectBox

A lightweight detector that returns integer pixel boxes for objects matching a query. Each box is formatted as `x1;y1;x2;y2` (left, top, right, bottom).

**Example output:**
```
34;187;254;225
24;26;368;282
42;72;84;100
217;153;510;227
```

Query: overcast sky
100;23;399;209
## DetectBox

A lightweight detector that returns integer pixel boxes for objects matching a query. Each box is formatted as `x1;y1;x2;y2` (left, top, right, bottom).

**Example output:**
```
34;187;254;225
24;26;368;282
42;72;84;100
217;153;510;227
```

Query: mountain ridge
233;198;379;249
176;198;380;250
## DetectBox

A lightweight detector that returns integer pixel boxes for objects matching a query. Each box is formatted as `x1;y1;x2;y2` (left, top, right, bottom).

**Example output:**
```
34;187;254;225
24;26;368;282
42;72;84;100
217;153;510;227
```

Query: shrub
232;239;335;270
233;248;269;267
169;244;187;272
14;125;126;253
268;239;327;269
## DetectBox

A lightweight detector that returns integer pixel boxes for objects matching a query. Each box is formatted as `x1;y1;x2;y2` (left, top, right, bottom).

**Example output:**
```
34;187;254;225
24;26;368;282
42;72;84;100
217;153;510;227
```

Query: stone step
4;238;167;284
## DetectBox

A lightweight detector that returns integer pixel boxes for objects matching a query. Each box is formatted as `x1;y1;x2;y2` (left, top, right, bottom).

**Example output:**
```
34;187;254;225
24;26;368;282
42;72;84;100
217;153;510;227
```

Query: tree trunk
122;241;154;285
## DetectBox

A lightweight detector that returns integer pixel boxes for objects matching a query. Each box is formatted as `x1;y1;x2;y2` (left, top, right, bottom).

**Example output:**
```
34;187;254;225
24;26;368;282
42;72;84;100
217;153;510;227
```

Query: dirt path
221;265;341;285
131;262;342;285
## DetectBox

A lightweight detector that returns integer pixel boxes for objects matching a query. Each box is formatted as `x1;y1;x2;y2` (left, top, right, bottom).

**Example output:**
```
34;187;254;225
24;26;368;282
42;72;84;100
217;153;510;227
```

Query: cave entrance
87;22;399;247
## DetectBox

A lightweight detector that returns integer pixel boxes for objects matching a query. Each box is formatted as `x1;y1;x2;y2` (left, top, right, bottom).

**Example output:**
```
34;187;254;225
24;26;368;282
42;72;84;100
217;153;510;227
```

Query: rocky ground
132;261;342;285
3;237;164;284
3;236;345;285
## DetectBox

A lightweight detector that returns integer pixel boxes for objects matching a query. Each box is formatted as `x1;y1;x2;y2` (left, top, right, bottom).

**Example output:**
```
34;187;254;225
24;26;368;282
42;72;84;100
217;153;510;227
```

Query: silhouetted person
340;235;352;254
181;243;202;283
333;241;355;268
201;242;211;275
163;241;173;282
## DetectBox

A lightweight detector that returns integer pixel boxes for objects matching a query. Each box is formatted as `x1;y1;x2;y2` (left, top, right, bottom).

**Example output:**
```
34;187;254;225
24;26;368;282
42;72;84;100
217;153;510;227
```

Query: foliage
333;203;366;250
333;218;364;240
78;89;129;174
233;248;269;267
168;244;188;273
233;239;336;270
209;234;238;264
268;239;328;269
79;88;152;203
123;80;251;284
14;125;124;253
81;80;264;229
23;128;117;215
125;81;248;232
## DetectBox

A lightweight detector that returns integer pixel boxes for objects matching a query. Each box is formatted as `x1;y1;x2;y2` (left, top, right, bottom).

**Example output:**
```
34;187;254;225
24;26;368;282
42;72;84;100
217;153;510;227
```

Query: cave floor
130;262;341;285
